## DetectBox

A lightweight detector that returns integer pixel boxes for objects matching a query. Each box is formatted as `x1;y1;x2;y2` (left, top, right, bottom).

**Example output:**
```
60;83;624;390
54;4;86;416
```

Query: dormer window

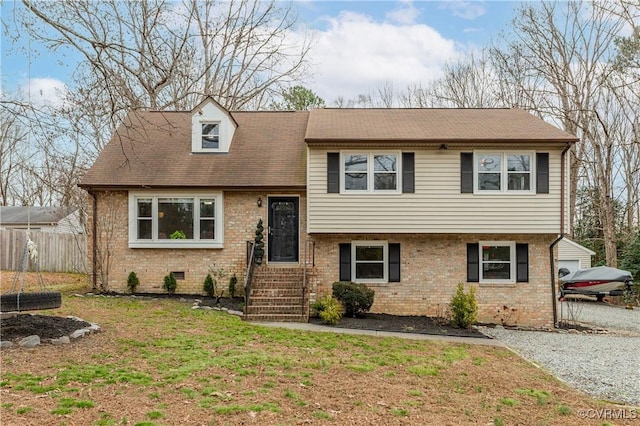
201;123;220;149
191;97;237;154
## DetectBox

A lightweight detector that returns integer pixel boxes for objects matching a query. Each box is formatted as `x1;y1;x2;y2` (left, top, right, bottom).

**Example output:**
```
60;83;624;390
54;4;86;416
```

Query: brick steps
244;313;306;322
244;266;308;323
249;296;304;305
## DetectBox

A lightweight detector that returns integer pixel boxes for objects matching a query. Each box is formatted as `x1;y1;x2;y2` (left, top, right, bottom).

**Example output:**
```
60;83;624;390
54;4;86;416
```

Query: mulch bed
310;313;488;338
1;314;91;341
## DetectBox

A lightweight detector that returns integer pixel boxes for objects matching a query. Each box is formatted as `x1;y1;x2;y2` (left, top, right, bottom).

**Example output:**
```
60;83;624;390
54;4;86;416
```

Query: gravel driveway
479;301;640;406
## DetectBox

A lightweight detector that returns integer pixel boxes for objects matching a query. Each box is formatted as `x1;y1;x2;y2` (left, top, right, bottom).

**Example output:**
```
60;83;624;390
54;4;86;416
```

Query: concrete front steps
244;267;308;322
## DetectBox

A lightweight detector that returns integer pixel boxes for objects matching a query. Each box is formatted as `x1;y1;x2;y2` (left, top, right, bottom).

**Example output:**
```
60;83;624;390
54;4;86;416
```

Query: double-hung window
476;152;533;193
201;123;220;149
343;152;399;193
129;192;223;248
480;241;515;283
352;241;388;283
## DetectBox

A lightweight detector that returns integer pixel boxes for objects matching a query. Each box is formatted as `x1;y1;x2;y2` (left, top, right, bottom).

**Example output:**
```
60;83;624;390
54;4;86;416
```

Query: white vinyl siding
558;239;594;269
307;148;563;234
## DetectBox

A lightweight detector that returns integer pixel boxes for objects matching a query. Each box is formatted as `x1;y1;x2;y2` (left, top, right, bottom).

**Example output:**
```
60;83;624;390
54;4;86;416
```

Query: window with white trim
129;192;223;248
352;241;388;283
201;123;220;149
480;241;515;283
475;152;533;193
342;152;399;193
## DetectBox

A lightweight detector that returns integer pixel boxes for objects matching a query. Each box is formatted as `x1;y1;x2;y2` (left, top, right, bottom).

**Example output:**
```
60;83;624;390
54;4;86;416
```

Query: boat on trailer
559;266;634;300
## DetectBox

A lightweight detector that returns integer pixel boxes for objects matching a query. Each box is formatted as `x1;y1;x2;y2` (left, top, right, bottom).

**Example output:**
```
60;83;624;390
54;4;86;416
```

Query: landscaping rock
70;328;90;339
19;335;40;348
50;336;71;345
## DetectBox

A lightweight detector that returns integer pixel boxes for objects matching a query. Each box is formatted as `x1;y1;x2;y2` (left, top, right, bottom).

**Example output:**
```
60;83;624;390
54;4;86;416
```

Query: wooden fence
0;229;87;273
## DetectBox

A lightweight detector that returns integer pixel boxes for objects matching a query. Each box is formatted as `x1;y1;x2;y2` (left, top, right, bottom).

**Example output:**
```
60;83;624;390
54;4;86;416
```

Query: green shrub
228;274;238;298
163;272;177;294
312;295;344;325
450;283;478;329
332;281;375;317
126;271;139;294
203;274;215;297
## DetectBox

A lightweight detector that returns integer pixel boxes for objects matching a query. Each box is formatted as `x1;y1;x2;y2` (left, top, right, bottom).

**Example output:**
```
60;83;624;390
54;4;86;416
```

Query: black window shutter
339;243;351;281
327;152;340;193
389;243;401;282
461;153;474;193
467;243;479;282
402;153;415;193
516;243;529;282
536;153;549;194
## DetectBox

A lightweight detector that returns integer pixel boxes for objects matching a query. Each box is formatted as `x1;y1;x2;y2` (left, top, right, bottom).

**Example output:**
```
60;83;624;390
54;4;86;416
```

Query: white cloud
19;77;68;110
439;1;486;20
300;11;461;104
386;0;420;25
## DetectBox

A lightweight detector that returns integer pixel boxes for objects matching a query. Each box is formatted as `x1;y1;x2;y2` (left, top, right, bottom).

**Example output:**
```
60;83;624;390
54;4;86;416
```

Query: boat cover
560;266;633;284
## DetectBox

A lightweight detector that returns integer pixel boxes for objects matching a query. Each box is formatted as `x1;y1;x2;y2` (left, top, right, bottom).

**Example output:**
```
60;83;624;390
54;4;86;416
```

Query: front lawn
0;273;634;425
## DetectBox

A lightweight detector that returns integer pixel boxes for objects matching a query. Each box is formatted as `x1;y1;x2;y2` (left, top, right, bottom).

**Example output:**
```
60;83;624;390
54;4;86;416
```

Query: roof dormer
191;97;237;154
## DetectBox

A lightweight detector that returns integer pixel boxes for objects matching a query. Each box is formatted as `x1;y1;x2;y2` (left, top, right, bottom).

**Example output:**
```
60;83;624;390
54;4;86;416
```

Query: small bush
332;281;375;317
450;283;478;329
228;274;238;298
163;272;177;294
312;295;344;325
203;274;215;297
126;272;139;294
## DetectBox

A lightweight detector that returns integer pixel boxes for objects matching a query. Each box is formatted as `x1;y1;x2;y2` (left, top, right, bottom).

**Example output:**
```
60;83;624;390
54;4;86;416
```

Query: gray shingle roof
80;107;578;188
305;108;578;143
80;110;309;188
0;206;74;225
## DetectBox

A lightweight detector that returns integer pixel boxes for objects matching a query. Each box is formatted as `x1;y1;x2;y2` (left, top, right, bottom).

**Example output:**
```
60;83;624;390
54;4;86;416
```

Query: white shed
558;238;595;273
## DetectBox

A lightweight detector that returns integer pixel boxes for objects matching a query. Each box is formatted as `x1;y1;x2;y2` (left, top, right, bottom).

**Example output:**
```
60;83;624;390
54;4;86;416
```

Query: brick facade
307;233;557;328
87;190;306;295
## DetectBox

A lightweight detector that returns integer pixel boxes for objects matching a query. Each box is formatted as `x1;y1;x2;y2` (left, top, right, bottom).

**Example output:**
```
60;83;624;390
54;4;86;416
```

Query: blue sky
1;0;521;106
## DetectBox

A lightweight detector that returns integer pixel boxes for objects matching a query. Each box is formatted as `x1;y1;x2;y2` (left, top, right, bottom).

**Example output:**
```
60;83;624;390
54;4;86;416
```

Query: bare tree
4;0;312;242
490;0;631;266
418;52;509;108
0;107;26;205
20;0;312;113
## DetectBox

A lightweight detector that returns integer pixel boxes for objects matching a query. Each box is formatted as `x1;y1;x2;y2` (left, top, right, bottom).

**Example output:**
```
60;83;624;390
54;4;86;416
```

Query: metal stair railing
302;239;315;318
244;241;256;310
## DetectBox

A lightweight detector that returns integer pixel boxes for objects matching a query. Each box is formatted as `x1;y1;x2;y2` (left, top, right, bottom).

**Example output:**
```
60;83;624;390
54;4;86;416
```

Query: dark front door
268;197;299;263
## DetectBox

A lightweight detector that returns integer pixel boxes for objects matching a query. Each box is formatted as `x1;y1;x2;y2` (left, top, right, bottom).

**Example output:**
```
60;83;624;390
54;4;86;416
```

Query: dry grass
1;272;636;425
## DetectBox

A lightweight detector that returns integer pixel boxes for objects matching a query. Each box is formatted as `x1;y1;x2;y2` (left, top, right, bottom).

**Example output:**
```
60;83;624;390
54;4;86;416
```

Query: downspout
549;143;573;327
88;189;98;291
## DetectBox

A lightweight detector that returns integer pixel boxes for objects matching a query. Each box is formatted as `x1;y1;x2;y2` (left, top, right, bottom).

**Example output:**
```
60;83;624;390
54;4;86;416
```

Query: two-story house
79;97;578;327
